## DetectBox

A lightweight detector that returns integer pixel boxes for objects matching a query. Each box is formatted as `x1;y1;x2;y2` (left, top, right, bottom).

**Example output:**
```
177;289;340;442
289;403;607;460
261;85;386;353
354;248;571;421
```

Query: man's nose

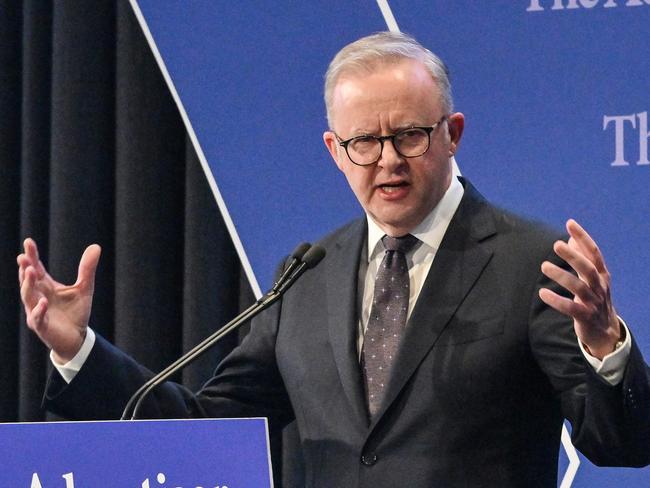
377;139;405;170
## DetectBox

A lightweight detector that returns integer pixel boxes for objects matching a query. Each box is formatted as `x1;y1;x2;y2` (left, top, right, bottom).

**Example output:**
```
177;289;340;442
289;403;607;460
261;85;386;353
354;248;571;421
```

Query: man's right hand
17;238;101;364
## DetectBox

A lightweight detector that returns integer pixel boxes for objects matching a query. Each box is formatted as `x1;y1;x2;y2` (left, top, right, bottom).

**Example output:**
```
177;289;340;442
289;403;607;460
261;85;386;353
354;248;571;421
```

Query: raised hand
539;219;622;360
17;238;101;364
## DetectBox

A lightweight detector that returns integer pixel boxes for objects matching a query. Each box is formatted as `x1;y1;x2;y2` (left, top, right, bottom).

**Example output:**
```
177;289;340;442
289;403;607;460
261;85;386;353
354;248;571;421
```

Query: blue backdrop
131;1;649;486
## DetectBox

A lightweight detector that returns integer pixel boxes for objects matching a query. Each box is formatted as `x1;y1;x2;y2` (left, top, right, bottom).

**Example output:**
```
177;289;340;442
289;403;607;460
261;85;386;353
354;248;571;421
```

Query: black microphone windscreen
291;242;311;260
301;245;326;268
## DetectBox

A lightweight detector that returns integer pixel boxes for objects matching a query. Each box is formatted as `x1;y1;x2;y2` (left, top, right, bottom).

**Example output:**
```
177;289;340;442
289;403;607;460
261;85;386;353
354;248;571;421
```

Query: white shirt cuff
579;319;631;386
50;328;96;384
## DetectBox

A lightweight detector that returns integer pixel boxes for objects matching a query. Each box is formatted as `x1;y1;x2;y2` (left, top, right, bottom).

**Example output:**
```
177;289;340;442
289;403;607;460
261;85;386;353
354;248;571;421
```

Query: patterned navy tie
362;234;419;418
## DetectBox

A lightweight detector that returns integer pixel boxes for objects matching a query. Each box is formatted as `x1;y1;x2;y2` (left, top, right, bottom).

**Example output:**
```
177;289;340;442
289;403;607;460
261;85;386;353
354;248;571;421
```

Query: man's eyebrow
347;122;422;136
393;122;420;131
347;127;377;137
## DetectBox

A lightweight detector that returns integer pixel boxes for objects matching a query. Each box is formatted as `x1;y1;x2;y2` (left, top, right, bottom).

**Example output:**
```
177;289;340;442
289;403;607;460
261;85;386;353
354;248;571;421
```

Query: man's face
323;59;464;237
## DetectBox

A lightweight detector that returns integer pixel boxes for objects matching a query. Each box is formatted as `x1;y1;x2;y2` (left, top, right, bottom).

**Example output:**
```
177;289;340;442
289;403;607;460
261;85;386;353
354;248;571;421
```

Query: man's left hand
539;219;622;360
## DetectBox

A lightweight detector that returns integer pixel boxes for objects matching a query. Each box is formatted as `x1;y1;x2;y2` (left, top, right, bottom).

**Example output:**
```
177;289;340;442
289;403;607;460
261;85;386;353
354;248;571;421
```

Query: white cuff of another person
50;327;96;384
579;320;631;386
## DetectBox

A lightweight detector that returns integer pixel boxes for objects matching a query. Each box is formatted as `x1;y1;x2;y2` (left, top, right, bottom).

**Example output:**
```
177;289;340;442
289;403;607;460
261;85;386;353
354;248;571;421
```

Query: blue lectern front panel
0;418;272;487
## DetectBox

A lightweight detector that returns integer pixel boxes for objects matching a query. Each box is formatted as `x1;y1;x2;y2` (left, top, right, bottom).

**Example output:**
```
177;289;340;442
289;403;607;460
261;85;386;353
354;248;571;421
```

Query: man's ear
323;131;345;171
447;112;465;156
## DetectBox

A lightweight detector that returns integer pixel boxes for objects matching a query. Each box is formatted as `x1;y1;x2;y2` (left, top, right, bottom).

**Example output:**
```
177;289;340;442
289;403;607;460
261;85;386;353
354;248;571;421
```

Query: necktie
362;234;419;418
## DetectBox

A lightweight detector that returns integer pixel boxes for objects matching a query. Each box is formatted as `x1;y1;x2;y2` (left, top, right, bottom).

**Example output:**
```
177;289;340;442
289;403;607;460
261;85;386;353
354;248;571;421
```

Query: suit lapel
369;182;498;428
326;219;369;426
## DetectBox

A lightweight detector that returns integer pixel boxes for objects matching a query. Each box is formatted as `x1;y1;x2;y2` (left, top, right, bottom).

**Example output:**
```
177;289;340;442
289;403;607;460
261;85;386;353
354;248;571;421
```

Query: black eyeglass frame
334;115;448;166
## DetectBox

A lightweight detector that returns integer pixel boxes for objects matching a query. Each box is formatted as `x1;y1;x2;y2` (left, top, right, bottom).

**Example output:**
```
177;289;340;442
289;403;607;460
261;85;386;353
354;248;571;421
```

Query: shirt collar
366;175;465;261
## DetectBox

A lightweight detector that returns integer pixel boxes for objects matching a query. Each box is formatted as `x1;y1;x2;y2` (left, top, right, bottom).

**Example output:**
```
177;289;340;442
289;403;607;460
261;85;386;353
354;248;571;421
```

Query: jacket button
361;453;378;466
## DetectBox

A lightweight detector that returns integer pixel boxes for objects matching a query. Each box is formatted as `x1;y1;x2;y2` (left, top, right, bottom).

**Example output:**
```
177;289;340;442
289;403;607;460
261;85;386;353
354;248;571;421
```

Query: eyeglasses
334;116;447;166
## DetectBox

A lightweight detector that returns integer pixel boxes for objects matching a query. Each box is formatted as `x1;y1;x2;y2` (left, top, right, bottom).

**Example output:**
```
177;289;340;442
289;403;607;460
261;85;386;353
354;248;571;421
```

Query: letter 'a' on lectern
0;418;273;487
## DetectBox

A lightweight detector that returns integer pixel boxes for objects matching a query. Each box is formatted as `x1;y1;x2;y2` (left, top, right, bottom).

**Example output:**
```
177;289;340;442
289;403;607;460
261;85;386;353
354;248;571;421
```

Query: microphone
271;242;311;293
271;245;326;297
121;243;326;420
301;244;327;268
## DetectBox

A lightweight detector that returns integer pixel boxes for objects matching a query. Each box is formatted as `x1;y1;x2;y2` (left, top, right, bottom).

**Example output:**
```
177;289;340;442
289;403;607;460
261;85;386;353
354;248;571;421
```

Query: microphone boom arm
121;243;325;420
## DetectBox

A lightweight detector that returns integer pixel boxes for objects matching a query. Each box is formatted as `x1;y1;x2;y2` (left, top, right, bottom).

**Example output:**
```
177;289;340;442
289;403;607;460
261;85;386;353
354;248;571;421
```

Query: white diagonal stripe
559;424;580;488
376;0;400;32
129;0;262;299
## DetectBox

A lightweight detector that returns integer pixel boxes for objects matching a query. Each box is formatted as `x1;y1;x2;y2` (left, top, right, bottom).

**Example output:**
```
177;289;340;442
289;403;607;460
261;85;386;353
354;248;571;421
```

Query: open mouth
377;181;410;198
378;181;409;192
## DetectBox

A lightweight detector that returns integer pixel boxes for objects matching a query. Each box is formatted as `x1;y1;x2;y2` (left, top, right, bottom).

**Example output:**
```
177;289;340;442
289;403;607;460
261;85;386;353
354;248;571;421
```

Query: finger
539;287;571;313
552;240;601;290
24;238;38;265
17;253;28;286
541;260;596;304
566;219;607;274
20;266;41;310
27;297;49;334
24;238;46;279
75;244;101;294
539;288;592;323
17;253;34;282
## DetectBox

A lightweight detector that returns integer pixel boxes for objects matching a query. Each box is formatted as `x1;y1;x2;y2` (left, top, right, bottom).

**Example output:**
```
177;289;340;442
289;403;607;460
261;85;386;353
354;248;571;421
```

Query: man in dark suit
18;32;649;487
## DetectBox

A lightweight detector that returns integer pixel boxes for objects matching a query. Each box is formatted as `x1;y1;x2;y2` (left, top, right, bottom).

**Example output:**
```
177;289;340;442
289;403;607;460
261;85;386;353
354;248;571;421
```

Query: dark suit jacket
45;180;650;487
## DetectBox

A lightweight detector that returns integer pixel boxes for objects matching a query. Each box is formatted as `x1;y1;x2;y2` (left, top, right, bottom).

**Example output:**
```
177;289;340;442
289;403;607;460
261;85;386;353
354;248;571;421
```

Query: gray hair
324;31;453;128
